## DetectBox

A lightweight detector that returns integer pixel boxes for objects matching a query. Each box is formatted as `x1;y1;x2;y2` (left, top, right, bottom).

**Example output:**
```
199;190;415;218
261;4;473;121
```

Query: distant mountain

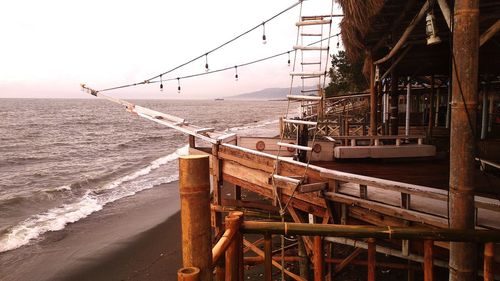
225;87;302;100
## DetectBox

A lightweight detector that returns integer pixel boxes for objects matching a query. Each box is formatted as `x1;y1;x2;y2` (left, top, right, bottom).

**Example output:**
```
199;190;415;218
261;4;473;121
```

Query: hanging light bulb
287;51;290;66
425;10;441;45
160;75;163;92
262;22;267;44
234;66;239;81
336;36;340;48
177;78;181;93
205;54;209;72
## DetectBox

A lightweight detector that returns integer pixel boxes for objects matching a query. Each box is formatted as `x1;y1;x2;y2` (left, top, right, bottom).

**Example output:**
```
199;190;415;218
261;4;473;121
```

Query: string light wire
97;0;304;93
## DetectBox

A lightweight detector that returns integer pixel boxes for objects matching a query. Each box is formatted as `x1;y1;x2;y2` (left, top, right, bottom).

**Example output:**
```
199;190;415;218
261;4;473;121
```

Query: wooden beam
243;239;307;281
334;247;364;274
480;19;500;47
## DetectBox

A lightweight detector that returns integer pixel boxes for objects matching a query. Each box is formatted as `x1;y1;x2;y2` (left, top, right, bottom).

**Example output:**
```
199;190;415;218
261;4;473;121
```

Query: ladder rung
194;127;215;134
298;182;328;193
277;142;312;151
301;33;323;37
302;16;326;21
296;19;332;26
287;95;322;101
293;45;329;51
283;119;318;126
301;62;321;65
301;89;320;93
300;102;319;107
272;174;302;186
290;72;325;77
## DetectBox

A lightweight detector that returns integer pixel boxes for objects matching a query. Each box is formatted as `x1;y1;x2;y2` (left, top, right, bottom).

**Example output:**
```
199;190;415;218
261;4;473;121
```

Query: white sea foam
225;119;278;132
0;145;188;253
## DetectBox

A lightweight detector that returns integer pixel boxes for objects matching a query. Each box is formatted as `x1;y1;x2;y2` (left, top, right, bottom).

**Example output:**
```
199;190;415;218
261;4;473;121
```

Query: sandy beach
0;181;182;281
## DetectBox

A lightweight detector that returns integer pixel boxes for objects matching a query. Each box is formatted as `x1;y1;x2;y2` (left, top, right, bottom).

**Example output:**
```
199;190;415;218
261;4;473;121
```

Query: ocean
0;98;287;254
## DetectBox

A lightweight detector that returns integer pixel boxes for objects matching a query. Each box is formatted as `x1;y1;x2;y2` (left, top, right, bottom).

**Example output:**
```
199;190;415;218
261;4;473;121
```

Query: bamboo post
367;238;376;281
405;77;411;136
369;54;377;136
424;240;434;281
314;236;324;281
212;144;223;237
483;243;494;281
179;155;212;281
390;71;399;136
225;212;244;281
428;75;435;139
178;267;201;281
264;234;273;281
449;0;479;280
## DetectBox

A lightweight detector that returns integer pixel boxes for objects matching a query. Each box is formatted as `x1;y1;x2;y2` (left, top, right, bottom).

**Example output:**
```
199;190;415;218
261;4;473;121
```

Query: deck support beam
449;0;479;280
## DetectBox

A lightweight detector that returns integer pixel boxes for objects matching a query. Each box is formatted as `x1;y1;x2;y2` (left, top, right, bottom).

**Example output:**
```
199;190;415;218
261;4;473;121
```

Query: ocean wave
225;119;278;132
0;145;187;253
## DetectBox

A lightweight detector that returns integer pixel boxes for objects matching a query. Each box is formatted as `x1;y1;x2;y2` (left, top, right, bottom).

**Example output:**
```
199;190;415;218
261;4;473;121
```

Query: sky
0;0;342;99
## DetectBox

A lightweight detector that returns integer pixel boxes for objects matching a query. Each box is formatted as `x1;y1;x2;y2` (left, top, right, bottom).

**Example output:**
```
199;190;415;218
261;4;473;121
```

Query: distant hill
225;87;302;100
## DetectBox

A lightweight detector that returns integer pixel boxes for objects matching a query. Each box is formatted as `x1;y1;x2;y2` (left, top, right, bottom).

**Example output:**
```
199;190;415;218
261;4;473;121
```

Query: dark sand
0;182;182;281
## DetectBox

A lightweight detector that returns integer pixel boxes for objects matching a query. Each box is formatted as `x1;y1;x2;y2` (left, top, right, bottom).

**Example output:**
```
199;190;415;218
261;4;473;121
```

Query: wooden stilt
424;240;434;281
367;238;376;281
483;243;494;281
264;234;273;281
314;236;324;281
179;155;212;281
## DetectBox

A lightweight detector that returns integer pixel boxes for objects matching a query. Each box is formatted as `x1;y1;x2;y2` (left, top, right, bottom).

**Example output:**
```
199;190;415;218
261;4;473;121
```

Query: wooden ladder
273;14;332;197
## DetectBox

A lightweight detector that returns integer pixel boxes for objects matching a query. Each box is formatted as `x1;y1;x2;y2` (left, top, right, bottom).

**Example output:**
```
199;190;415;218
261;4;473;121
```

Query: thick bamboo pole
483;243;494;281
178;267;201;281
179;155;212;281
244;256;421;271
241;222;500;242
367;238;376;281
314;236;324;281
449;0;479;280
424;240;434;281
225;212;243;281
264;234;272;281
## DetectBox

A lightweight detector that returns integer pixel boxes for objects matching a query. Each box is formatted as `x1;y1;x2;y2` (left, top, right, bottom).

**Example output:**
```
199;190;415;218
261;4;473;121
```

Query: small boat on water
214;98;224;101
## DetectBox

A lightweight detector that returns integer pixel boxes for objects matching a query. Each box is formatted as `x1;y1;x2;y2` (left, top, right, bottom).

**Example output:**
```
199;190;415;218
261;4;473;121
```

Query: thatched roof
337;0;500;76
336;0;385;61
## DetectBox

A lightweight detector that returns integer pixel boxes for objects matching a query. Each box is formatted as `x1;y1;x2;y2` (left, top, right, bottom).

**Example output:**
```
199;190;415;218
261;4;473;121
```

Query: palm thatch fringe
336;0;385;61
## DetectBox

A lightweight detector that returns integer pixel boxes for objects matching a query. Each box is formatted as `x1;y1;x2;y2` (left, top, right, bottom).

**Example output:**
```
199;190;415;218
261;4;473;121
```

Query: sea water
0;98;287;253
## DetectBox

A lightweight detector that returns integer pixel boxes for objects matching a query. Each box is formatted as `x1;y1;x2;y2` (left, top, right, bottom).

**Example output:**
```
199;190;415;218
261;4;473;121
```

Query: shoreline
0;181;182;281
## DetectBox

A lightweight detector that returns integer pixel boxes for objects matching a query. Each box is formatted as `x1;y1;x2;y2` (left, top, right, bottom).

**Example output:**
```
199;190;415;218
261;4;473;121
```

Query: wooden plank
299;182;328;194
324;192;448;228
223;174;326;217
320;169;449;201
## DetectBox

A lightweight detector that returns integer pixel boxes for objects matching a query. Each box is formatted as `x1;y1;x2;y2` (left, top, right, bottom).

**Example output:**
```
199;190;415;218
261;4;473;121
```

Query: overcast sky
0;0;341;99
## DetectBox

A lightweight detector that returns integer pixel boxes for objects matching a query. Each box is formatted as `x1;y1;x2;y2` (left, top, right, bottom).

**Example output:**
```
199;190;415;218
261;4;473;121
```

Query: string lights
287;51;291;66
177;78;181;93
205;54;209;72
234;66;239;81
262;22;267;44
160;75;163;92
95;1;305;93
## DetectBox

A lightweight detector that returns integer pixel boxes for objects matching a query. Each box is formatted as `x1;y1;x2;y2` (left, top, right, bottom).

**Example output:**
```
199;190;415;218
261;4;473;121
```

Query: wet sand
0;182;182;281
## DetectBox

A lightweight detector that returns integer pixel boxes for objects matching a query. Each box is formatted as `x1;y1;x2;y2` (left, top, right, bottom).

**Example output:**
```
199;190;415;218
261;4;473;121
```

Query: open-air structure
83;0;500;280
